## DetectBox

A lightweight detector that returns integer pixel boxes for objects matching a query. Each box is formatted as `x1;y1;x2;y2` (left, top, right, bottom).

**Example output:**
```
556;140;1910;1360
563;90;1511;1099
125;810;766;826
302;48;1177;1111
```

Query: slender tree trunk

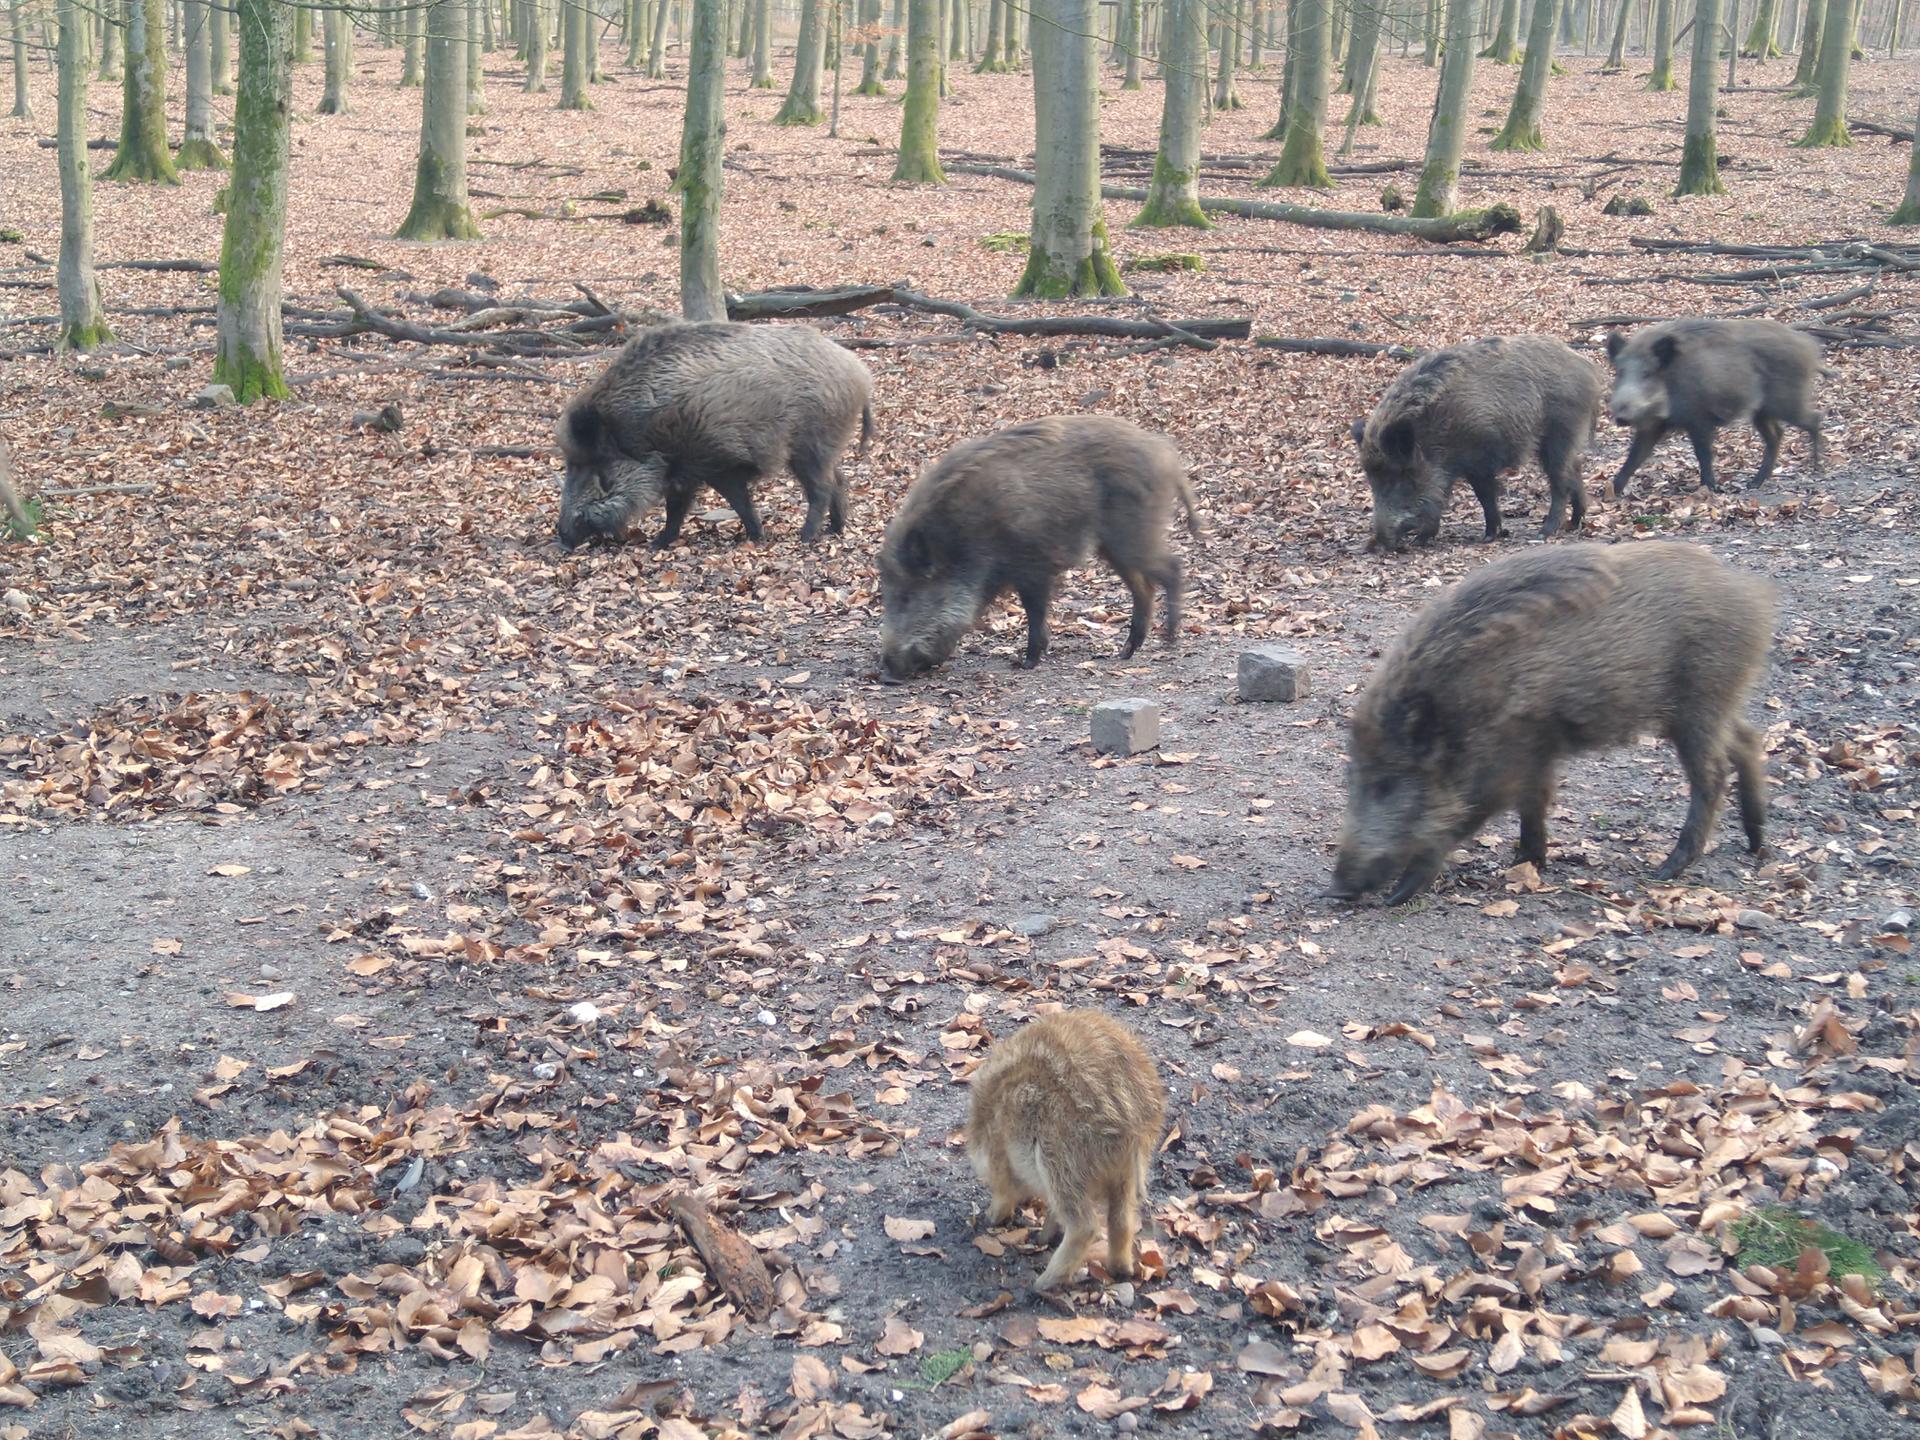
947;0;961;57
1743;0;1781;50
678;0;725;318
1425;0;1442;60
1795;0;1854;140
647;0;670;73
752;0;774;79
1674;0;1725;191
855;0;883;86
976;0;1005;67
56;0;110;351
1214;0;1243;105
588;0;603;76
1120;0;1142;83
96;0;119;82
1134;0;1209;223
1273;0;1298;133
527;0;549;84
1606;0;1631;60
319;3;353;111
1649;0;1676;83
1483;0;1522;53
211;0;232;91
214;0;292;401
1338;29;1380;151
1249;0;1264;64
1264;0;1331;186
1791;0;1823;82
1015;0;1124;295
467;0;487;108
178;0;226;164
397;0;480;236
1414;0;1478;213
1342;0;1382;119
894;0;943;175
733;0;751;53
9;0;32;118
293;3;312;60
776;0;825;119
1493;0;1557;146
883;0;903;72
563;0;593;100
104;0;179;181
403;0;424;81
1892;90;1920;221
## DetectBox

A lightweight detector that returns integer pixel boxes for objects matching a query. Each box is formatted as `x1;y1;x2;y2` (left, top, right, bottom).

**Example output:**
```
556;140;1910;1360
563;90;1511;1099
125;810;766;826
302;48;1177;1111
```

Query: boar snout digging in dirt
966;1010;1166;1292
1605;318;1825;495
1330;542;1774;905
1352;335;1603;553
555;321;874;551
877;416;1199;681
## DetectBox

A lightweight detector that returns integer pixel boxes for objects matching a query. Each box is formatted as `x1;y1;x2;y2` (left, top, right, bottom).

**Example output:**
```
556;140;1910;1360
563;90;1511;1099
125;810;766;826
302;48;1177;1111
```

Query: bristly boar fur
1604;317;1824;495
965;1010;1166;1292
1331;542;1773;905
877;416;1199;681
555;321;874;551
1351;335;1604;553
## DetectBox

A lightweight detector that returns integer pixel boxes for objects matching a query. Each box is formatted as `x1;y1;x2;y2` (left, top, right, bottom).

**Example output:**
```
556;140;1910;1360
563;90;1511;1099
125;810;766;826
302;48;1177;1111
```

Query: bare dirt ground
2;33;1919;1440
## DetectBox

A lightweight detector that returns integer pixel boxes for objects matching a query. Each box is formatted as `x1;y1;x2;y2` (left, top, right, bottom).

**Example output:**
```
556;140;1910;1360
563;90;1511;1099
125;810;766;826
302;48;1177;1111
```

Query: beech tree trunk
856;0;884;88
1791;0;1823;84
402;0;423;82
1493;0;1558;148
1214;0;1242;107
1483;0;1523;54
647;0;670;75
977;0;1006;69
1134;0;1209;224
563;0;593;102
1649;0;1676;86
56;0;110;351
467;0;486;109
214;0;293;401
1674;0;1725;192
776;0;825;121
1892;91;1920;223
1015;0;1124;296
1119;0;1141;84
526;0;548;86
1264;0;1331;186
1413;0;1478;215
883;0;903;74
1795;0;1854;142
9;0;31;119
105;0;179;182
1341;0;1382;121
397;0;480;236
96;0;119;81
212;0;232;93
752;0;774;80
894;0;943;176
177;0;227;165
1743;0;1782;51
319;3;353;112
679;0;725;318
1605;0;1631;63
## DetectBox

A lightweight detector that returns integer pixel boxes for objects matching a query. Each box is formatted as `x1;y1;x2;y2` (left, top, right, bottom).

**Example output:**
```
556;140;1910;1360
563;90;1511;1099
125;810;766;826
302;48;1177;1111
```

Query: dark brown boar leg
827;470;848;534
1654;725;1729;881
1467;474;1507;540
1805;413;1823;474
1152;557;1183;644
1017;580;1054;668
1730;719;1768;855
1538;426;1587;536
1120;571;1154;658
1516;772;1554;868
1751;416;1784;487
707;469;766;543
652;487;697;549
1685;426;1718;491
1611;427;1662;497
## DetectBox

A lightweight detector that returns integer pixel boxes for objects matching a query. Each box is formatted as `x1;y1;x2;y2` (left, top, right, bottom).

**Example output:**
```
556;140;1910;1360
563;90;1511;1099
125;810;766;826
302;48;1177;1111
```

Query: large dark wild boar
1604;318;1824;495
1351;336;1603;553
555;321;874;551
877;416;1198;681
1330;542;1772;905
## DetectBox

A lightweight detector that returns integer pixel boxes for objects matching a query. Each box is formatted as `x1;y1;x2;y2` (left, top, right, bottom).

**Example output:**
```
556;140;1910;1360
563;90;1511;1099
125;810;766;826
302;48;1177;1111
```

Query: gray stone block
1091;698;1161;756
1238;647;1311;703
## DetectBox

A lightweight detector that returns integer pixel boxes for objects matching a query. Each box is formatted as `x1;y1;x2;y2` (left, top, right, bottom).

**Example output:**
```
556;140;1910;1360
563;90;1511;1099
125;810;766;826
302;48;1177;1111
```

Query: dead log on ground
726;284;901;320
667;1193;777;1322
1254;336;1421;358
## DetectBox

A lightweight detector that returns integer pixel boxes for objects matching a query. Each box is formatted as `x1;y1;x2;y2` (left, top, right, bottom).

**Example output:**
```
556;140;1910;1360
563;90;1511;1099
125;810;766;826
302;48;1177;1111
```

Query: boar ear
1651;334;1679;369
562;404;602;453
898;526;931;575
1392;691;1441;759
1350;417;1367;449
1380;418;1417;463
1604;330;1626;363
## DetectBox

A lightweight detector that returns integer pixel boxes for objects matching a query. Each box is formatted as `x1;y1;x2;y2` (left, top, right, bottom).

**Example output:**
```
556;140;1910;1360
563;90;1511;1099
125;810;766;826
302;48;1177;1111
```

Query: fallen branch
472;444;547;458
943;162;1524;244
666;1193;776;1322
41;481;157;498
726;284;901;320
1849;117;1914;143
99;258;219;273
1253;335;1421;358
890;287;1244;348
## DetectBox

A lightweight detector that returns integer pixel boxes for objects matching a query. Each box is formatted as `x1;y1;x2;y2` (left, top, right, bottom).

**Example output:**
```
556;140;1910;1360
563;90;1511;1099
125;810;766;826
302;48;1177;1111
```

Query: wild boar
966;1010;1166;1291
877;416;1198;681
555;321;874;550
1604;318;1825;495
1351;336;1604;552
1330;542;1773;904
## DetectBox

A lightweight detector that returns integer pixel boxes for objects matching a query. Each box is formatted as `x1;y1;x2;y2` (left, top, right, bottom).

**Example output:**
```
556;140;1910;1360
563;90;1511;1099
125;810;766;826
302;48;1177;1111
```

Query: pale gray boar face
557;451;667;551
877;527;988;682
1354;416;1444;553
1330;693;1467;905
1605;330;1676;429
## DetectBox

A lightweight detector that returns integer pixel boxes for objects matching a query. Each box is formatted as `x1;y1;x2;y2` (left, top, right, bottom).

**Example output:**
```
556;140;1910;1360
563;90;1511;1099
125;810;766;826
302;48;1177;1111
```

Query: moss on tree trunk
1791;0;1825;88
1134;0;1209;226
1262;0;1331;187
1481;0;1522;59
1413;0;1477;215
56;0;111;351
1674;0;1726;196
398;0;482;238
318;4;353;113
1648;0;1676;88
893;0;944;178
179;0;229;167
214;0;293;402
1491;0;1557;150
678;0;726;319
1742;0;1782;54
562;0;593;105
1014;0;1125;297
775;0;826;121
1793;0;1855;146
104;0;180;183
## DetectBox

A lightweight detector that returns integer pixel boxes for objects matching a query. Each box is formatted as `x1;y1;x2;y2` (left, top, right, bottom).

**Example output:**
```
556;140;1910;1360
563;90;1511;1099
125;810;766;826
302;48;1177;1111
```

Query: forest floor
2;36;1919;1440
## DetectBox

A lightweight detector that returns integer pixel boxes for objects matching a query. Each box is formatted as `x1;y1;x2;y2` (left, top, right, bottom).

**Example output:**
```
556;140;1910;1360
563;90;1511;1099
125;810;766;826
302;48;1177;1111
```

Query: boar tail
859;401;876;456
1174;474;1200;537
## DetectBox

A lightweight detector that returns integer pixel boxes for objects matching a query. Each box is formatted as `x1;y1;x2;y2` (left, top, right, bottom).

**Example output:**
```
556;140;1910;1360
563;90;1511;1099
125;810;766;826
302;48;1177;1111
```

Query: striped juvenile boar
877;416;1198;681
1605;318;1824;494
966;1010;1165;1291
1331;542;1773;905
556;321;874;550
1351;336;1604;552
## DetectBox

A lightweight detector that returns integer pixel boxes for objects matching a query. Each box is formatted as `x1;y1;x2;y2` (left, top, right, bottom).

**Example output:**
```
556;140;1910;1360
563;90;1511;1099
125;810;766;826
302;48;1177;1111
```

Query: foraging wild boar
1604;318;1825;495
1330;542;1773;905
966;1010;1166;1292
877;416;1198;681
1351;336;1604;552
555;321;874;550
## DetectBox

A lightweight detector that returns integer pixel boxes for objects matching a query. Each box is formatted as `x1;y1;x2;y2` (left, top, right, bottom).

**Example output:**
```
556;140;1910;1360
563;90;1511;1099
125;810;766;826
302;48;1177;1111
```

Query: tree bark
56;0;111;351
319;4;353;112
467;0;487;109
402;0;424;82
1213;0;1242;107
1674;0;1725;192
1493;0;1557;148
1341;0;1382;122
1742;0;1782;50
214;0;292;401
294;3;313;61
1120;0;1142;84
211;0;232;93
1794;0;1854;142
526;0;549;85
104;0;179;181
1790;0;1823;84
678;0;725;318
563;0;594;102
178;0;228;165
1892;91;1920;223
1413;0;1478;215
883;0;903;73
1135;0;1208;223
1483;0;1523;54
96;0;119;81
752;0;774;80
893;0;944;176
1014;0;1125;295
9;0;31;119
855;0;885;87
1605;0;1631;62
777;0;826;121
647;0;671;74
1649;0;1677;85
397;0;481;237
1264;0;1331;186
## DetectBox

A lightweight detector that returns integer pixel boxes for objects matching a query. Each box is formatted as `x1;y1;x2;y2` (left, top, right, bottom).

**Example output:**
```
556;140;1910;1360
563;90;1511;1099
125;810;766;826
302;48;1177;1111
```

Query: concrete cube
1238;647;1311;703
1091;699;1161;756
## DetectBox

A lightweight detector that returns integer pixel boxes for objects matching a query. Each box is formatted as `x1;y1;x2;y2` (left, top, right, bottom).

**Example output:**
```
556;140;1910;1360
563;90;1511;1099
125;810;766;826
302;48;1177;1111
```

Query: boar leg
1104;1168;1142;1280
1610;427;1664;498
1034;1204;1096;1291
651;487;697;550
1119;571;1154;658
790;441;842;542
1466;473;1507;540
1655;725;1729;881
1383;852;1450;906
1152;557;1183;645
1730;719;1768;856
706;469;766;543
1516;772;1555;868
1751;416;1784;487
1685;426;1719;492
1538;427;1588;536
1804;412;1824;474
1016;580;1054;668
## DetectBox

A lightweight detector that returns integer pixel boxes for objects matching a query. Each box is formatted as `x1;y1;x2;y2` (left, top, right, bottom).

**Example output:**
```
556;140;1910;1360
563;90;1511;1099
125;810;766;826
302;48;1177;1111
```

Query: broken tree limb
1849;117;1914;143
667;1193;777;1322
99;258;220;273
41;481;157;498
888;288;1245;347
943;162;1525;243
725;284;901;320
1253;336;1421;358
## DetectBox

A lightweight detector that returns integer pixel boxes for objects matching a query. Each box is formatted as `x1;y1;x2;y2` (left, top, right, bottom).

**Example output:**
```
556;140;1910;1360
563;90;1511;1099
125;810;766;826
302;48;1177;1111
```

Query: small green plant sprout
979;231;1029;254
1732;1207;1881;1283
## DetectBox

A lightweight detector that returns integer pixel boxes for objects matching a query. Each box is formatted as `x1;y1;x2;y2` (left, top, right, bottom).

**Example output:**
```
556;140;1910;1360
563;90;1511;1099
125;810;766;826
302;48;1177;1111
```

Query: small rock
1884;908;1913;934
258;963;286;980
1238;647;1311;703
568;1001;601;1026
350;403;404;433
1115;1413;1138;1433
1009;914;1054;938
700;509;735;525
1734;909;1772;932
191;383;236;410
2;589;28;614
163;356;191;372
1091;698;1160;756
